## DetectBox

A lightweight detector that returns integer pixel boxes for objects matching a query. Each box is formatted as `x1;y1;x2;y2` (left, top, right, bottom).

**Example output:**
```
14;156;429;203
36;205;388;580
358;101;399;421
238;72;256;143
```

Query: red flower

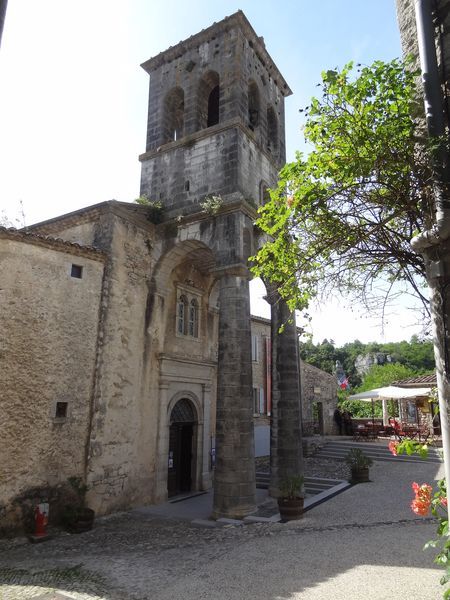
411;498;430;515
388;441;399;456
410;482;432;516
440;496;448;508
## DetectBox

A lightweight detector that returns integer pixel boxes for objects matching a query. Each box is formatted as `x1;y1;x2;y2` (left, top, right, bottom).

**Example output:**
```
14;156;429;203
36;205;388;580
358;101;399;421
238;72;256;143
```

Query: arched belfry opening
168;398;197;497
163;86;185;142
248;80;260;130
198;71;220;130
267;105;278;152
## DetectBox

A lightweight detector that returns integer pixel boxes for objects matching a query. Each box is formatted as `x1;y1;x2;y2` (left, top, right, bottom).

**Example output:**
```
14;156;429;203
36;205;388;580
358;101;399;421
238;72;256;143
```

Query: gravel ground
0;459;444;600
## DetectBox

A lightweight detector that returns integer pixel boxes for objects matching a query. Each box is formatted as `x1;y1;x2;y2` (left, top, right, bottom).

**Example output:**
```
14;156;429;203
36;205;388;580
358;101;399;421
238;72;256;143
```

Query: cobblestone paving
0;458;437;600
0;512;279;599
0;510;435;600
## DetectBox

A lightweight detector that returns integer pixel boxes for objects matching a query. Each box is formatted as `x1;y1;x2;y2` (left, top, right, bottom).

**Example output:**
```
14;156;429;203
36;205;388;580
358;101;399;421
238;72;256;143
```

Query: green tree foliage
252;59;434;315
300;336;434;386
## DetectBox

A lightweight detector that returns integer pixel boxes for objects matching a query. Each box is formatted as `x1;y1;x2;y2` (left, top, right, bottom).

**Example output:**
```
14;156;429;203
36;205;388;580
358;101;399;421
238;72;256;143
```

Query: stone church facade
0;11;337;532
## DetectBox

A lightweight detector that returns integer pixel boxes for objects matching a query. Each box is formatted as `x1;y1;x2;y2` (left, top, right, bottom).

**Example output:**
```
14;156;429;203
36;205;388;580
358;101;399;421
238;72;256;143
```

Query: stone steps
255;472;345;496
315;440;443;464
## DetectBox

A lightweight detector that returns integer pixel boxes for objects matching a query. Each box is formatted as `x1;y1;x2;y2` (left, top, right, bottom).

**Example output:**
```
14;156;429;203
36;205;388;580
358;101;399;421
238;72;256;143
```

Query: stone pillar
201;383;212;490
155;380;170;503
268;290;304;496
212;268;256;519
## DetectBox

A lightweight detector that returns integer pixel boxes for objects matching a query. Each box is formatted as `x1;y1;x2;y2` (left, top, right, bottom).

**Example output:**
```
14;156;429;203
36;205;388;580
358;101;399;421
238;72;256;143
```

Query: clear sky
0;1;422;345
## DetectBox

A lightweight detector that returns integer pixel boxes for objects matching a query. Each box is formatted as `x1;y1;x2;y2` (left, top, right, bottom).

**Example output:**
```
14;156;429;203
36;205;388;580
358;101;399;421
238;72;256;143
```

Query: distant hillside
299;336;435;388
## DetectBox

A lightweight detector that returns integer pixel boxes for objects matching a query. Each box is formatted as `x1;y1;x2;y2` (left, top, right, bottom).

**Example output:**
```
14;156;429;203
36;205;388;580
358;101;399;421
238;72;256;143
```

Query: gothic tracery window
177;294;188;335
188;298;199;337
176;291;200;338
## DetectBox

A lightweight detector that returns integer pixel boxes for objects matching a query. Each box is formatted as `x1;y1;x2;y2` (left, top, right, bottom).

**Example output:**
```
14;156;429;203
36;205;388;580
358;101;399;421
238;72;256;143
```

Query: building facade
0;12;336;533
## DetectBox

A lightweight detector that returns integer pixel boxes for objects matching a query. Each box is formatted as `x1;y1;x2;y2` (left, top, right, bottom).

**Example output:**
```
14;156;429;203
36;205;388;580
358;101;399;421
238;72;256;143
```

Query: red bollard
29;502;50;543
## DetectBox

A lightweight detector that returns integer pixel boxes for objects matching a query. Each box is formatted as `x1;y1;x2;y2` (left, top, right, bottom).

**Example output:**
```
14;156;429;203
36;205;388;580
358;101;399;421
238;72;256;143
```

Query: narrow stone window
163;87;185;143
248;80;260;130
71;264;83;279
253;388;265;415
188;298;199;337
260;181;270;205
55;401;68;419
177;294;188;335
251;334;259;362
267;105;278;152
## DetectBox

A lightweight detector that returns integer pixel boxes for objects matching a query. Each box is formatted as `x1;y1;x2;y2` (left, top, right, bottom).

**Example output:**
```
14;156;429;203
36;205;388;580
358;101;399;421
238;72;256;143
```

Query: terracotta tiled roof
0;226;105;261
393;373;436;387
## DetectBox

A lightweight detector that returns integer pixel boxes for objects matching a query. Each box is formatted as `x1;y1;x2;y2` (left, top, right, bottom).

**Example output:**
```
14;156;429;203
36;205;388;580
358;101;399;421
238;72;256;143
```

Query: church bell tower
139;11;303;519
139;10;291;218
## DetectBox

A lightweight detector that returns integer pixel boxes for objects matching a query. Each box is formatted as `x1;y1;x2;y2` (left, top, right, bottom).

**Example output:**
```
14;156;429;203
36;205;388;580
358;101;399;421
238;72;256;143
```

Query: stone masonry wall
83;214;157;515
250;316;338;435
301;362;338;435
0;234;104;531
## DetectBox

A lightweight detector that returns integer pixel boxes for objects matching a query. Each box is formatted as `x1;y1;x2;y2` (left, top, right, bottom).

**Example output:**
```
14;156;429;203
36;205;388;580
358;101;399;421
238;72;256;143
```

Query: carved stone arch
152;238;216;293
167;390;203;425
197;70;220;131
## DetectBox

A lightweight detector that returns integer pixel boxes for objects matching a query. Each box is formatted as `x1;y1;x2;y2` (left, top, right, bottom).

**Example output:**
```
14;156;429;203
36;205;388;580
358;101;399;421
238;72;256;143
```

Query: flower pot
63;507;95;534
277;497;304;521
351;466;370;483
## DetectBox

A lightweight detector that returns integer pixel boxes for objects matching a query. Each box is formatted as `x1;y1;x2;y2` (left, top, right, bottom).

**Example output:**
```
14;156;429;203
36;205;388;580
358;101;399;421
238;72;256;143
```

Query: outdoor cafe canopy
349;385;432;429
348;386;431;401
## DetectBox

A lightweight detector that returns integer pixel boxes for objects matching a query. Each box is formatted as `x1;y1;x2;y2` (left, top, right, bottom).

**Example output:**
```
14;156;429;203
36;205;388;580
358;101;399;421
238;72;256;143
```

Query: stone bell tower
139;11;303;518
139;10;291;216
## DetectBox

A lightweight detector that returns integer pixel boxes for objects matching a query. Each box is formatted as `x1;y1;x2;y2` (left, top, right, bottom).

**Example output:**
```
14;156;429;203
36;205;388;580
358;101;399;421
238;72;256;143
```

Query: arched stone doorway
168;398;197;497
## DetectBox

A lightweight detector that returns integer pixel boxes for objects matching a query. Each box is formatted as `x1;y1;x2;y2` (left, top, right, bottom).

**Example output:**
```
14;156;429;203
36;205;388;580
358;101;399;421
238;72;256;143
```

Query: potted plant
61;477;95;534
277;475;305;521
345;448;373;483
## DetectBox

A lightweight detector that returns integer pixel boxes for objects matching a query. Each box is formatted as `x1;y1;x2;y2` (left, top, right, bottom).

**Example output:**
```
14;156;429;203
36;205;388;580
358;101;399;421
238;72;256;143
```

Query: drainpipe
0;0;7;49
412;0;450;519
411;0;450;252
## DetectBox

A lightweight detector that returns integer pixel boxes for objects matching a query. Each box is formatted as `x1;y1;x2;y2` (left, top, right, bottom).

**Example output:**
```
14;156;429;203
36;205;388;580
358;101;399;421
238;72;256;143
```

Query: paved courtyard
0;458;445;600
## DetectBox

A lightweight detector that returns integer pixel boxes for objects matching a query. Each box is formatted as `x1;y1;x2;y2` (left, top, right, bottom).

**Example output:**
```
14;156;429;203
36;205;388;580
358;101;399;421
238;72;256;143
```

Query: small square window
71;264;83;279
55;401;68;419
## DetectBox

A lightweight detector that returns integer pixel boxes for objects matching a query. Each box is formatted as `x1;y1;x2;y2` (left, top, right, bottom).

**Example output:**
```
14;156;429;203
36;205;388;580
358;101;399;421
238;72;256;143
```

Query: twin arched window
163;71;220;145
177;294;199;338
